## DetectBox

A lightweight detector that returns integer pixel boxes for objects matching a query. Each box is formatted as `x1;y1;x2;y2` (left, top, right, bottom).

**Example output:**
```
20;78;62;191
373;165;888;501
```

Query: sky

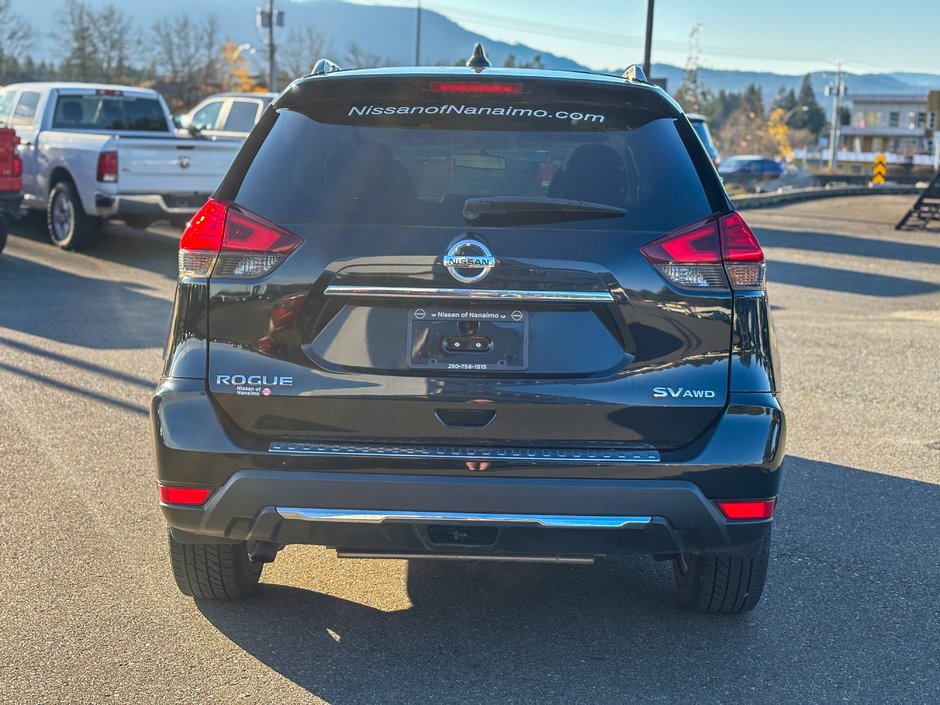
342;0;940;75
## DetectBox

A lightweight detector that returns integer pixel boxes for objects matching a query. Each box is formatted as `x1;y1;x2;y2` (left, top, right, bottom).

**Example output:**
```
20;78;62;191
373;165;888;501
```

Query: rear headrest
547;144;629;206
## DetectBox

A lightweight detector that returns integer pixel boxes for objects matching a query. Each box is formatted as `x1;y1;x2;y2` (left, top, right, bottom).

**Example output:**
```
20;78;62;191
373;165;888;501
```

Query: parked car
718;155;784;192
0;126;22;253
176;92;277;140
0;82;242;249
153;56;785;613
755;165;818;193
687;113;720;167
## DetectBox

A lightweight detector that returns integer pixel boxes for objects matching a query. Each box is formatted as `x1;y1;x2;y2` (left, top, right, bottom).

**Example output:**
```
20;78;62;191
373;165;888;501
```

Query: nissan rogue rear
152;55;785;613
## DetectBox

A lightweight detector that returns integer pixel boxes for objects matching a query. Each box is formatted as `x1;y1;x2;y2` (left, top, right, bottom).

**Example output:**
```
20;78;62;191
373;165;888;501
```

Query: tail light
96;150;118;183
639;212;765;290
158;484;213;506
178;198;302;278
715;498;776;520
12;152;22;178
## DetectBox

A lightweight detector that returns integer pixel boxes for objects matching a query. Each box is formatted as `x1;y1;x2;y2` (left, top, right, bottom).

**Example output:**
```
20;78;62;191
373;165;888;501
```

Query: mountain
12;0;940;102
14;0;585;71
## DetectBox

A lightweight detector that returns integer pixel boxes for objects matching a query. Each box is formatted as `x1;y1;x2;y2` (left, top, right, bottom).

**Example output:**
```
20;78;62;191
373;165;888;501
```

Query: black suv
152;54;785;613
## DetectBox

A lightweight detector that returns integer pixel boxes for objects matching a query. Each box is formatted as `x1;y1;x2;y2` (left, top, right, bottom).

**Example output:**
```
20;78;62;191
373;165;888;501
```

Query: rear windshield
52;94;168;132
234;94;714;232
690;120;715;150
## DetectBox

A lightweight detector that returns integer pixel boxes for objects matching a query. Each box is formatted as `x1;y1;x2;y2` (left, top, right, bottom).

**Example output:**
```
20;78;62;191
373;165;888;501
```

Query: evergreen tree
791;74;826;136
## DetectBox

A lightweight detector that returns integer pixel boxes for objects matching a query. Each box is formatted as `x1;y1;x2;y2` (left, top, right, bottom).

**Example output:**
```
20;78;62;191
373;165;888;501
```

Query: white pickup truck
0;82;242;249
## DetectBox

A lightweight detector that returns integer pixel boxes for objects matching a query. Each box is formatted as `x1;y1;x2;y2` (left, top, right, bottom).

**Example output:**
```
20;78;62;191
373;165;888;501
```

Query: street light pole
643;0;654;78
782;105;809;124
267;0;276;91
827;63;845;170
414;0;422;66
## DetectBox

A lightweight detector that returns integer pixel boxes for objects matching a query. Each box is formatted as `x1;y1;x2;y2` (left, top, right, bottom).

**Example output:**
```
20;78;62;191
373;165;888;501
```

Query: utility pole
827;63;845;169
643;0;654;78
414;0;422;66
257;1;283;92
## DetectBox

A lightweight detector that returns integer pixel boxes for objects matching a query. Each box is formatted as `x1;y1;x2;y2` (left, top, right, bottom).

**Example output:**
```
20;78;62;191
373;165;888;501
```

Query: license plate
407;308;528;371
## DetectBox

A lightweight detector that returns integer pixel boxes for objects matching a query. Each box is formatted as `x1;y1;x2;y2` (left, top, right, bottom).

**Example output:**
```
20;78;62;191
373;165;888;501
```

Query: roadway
0;195;937;703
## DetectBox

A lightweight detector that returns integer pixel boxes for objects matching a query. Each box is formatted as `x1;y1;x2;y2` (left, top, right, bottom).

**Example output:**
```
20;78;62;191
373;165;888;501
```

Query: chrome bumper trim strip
324;285;614;302
268;442;660;463
276;507;652;529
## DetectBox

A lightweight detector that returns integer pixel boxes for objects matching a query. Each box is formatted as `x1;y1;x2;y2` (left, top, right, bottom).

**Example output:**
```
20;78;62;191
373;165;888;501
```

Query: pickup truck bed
0;82;242;249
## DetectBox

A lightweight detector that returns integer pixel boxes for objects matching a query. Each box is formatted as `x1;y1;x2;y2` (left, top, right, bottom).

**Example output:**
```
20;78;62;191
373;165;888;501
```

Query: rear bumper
162;470;773;558
152;378;784;558
94;193;210;219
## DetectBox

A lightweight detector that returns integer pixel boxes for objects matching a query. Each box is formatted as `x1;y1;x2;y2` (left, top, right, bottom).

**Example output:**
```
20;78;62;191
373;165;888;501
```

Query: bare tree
55;0;100;81
0;0;32;84
92;4;133;83
149;14;220;109
279;27;330;82
345;42;385;69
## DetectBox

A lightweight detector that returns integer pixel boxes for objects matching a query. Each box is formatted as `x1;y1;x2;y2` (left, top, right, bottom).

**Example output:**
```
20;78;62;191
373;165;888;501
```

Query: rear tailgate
116;138;238;195
204;74;732;451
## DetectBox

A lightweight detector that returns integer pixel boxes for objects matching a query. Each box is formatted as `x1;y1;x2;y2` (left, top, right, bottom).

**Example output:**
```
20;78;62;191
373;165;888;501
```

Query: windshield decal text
347;104;605;123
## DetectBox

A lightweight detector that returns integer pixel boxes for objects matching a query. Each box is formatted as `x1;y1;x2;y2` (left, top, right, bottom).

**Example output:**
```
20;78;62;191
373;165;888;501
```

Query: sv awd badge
652;386;716;399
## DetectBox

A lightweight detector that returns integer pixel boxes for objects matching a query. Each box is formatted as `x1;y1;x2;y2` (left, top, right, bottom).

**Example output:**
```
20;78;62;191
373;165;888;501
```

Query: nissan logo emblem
443;239;496;283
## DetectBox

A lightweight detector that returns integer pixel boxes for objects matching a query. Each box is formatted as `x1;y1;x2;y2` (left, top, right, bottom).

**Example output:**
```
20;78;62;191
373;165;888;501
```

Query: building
839;92;937;155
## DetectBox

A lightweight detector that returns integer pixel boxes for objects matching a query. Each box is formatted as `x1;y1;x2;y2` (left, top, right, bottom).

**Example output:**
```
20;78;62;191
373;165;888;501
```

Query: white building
839;93;937;155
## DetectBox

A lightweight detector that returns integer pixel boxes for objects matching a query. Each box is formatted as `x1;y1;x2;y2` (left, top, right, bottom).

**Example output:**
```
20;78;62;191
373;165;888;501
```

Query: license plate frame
407;308;529;371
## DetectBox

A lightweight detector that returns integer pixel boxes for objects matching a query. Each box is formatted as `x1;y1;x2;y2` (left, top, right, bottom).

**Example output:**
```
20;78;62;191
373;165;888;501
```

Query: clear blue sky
341;0;940;74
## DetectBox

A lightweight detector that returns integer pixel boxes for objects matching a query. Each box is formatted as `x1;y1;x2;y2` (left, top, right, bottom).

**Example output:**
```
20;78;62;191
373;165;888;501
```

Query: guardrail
733;184;922;210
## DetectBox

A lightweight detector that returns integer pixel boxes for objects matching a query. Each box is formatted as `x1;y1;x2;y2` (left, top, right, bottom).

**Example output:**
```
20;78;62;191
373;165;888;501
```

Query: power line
375;0;906;72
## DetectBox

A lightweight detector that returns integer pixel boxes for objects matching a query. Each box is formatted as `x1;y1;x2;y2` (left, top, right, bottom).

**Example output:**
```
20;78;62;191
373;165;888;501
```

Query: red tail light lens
429;82;522;94
96;150;118;183
716;499;776;520
639;212;765;290
158;484;213;506
12;153;22;178
178;198;301;278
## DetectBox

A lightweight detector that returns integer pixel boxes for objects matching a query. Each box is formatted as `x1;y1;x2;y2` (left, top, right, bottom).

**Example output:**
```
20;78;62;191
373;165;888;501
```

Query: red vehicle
0;127;22;252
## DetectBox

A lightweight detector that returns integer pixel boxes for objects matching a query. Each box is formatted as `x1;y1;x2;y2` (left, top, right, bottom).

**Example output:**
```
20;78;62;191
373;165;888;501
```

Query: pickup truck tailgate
117;138;237;194
0;128;20;195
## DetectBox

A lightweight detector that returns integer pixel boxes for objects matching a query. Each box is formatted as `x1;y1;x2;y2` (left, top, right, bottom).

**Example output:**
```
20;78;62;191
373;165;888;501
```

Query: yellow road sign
872;153;887;184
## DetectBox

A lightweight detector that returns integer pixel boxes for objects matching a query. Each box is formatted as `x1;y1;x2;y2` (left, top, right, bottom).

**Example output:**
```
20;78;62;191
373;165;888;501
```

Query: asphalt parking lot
0;195;938;704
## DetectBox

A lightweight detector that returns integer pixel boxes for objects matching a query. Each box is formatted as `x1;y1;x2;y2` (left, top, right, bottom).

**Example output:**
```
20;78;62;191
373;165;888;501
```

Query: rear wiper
463;196;626;222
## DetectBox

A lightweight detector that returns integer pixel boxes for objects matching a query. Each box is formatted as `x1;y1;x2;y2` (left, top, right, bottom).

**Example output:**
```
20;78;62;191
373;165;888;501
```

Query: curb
733;185;921;210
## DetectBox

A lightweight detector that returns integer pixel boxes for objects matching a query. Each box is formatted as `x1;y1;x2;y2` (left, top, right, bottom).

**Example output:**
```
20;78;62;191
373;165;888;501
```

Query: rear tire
168;532;262;599
673;530;771;613
47;180;98;250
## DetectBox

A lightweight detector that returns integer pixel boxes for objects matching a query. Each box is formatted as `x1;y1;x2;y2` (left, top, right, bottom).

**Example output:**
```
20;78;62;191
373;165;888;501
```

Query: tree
345;42;385;69
278;28;330;83
56;0;100;81
0;0;32;85
148;14;221;110
698;89;740;133
717;84;777;156
503;53;545;69
790;74;826;136
219;40;264;94
92;4;133;83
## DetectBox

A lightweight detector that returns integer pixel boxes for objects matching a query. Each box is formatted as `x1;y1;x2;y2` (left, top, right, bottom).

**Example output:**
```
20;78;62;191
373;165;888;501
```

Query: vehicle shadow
758;226;940;266
196;457;940;704
9;214;180;279
0;252;171;349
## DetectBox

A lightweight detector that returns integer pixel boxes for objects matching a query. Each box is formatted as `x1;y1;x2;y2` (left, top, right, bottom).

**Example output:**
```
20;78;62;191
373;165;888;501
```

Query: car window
0;89;16;125
51;94;168;131
11;91;41;127
235;106;714;233
191;101;223;131
222;101;260;133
